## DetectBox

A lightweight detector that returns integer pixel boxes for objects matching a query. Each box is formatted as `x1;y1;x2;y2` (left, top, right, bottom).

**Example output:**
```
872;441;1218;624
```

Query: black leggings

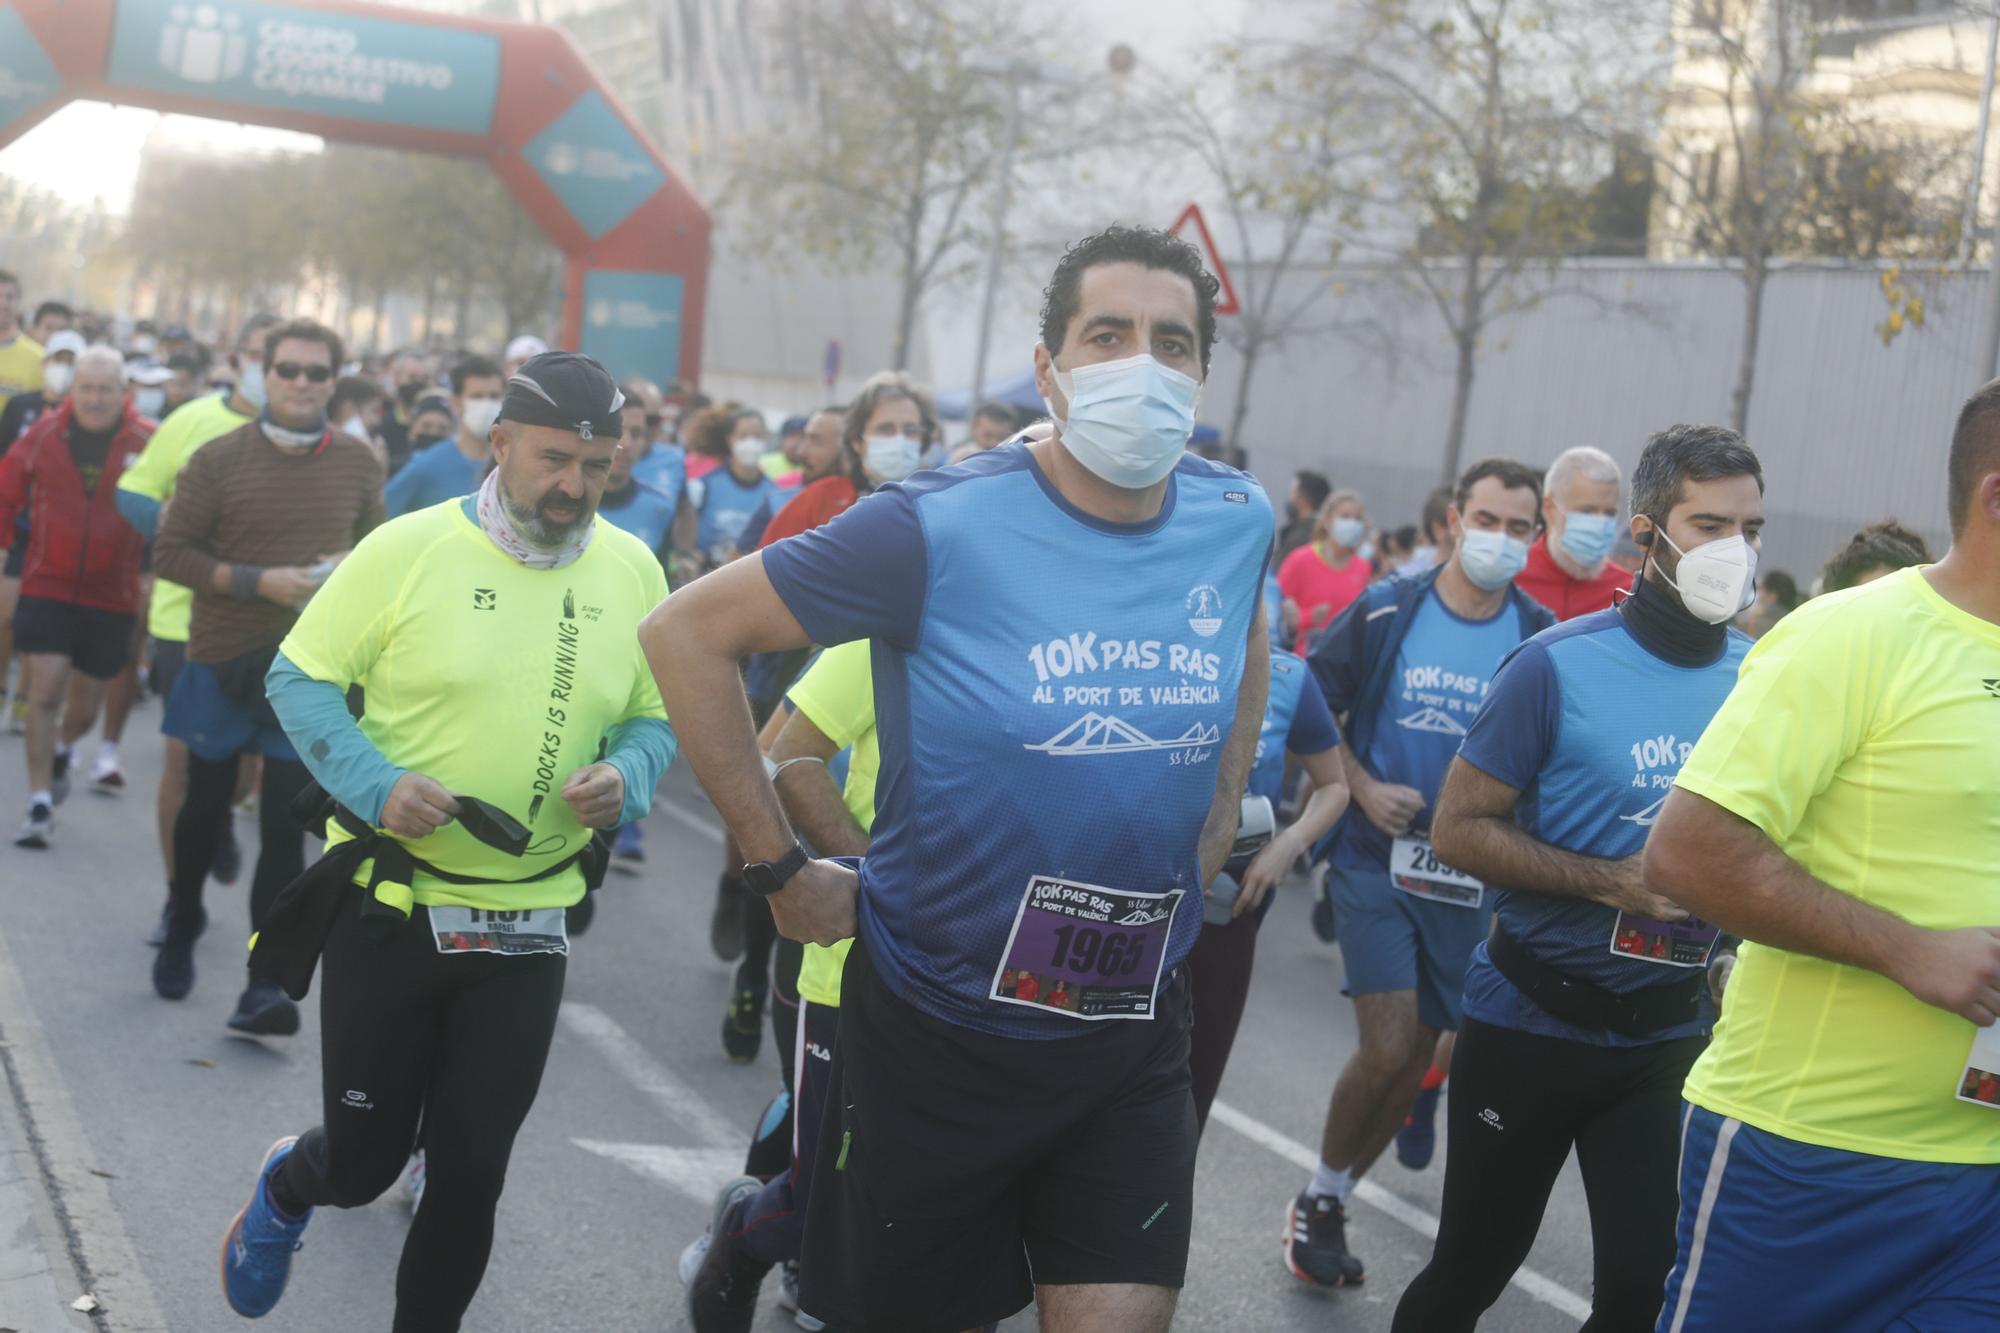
1391;1017;1705;1333
167;752;311;938
279;903;566;1333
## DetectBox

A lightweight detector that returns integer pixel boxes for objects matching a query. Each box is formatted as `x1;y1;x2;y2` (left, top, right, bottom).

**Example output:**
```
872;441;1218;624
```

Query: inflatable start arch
0;0;709;386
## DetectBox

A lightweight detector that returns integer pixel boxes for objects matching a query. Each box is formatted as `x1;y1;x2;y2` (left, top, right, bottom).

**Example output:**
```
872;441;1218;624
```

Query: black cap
497;351;625;441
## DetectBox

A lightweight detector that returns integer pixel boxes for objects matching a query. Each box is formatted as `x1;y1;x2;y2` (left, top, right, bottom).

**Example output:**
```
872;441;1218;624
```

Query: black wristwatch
742;842;810;898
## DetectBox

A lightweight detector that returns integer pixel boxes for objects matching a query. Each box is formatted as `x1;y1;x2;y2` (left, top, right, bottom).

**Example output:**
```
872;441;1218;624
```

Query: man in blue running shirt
1285;457;1554;1289
1394;425;1764;1331
642;226;1273;1333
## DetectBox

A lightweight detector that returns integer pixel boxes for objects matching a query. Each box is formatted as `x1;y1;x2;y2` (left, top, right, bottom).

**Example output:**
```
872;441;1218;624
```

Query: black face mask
452;796;532;858
410;433;449;451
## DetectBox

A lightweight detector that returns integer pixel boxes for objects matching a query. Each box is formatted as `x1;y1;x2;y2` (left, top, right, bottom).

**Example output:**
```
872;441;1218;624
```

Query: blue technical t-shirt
1336;589;1526;872
694;466;780;559
1457;607;1750;1046
596;477;676;561
633;442;687;512
762;442;1275;1038
384;438;482;518
1250;650;1339;803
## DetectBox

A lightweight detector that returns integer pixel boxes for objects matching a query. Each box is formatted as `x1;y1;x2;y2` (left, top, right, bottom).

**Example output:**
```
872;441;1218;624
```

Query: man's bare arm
1197;604;1269;887
1645;787;2000;1025
1433;758;1684;920
770;708;869;858
638;553;856;946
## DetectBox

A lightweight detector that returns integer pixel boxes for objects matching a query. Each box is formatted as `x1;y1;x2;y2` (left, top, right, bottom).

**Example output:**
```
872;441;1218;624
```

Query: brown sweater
154;422;385;664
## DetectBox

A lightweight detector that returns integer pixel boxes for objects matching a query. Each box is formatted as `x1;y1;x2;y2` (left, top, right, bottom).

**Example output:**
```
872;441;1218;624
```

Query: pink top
1278;542;1372;654
686;453;722;480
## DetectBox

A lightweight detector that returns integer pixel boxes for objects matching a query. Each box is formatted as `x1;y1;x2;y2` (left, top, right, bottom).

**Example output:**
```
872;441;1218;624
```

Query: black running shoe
710;875;747;962
721;985;763;1064
1284;1189;1365;1288
49;750;71;807
227;979;300;1036
153;934;195;1001
684;1176;769;1333
146;900;208;948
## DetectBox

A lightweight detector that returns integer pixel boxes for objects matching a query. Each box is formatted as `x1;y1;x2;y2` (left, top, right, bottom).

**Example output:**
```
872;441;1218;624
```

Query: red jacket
1514;534;1633;621
0;400;152;614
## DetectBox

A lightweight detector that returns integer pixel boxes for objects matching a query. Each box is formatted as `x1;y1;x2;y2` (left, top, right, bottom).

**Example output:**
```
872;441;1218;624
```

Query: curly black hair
1821;519;1933;593
1038;226;1221;373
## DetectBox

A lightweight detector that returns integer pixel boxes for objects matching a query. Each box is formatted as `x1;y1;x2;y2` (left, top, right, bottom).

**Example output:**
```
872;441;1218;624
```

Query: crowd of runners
0;224;1995;1333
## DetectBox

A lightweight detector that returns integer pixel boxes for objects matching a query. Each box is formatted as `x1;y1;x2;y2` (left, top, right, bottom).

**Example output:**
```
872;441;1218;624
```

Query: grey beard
501;487;586;548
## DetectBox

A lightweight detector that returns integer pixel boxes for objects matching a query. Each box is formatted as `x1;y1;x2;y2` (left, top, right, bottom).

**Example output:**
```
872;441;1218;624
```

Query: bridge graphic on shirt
1025;712;1222;756
1396;706;1468;737
1619;794;1668;827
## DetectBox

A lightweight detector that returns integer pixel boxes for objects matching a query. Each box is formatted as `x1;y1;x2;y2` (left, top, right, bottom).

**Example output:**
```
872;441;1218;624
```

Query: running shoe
1310;862;1337;943
403;1151;426;1212
710;875;747;961
153;931;195;1000
146;900;207;948
91;754;124;792
212;826;241;886
13;801;51;850
49;749;70;806
1284;1189;1365;1288
777;1262;826;1330
1396;1085;1443;1171
221;1136;312;1318
684;1175;769;1333
721;984;764;1064
227;980;301;1036
612;822;645;872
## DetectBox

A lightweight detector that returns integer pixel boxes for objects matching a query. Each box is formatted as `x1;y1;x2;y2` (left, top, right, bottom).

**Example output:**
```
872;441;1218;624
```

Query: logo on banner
0;66;51;102
158;4;249;83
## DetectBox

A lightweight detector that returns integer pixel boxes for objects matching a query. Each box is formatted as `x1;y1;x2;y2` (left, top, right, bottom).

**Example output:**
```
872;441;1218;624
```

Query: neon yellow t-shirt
784;639;879;1008
1678;567;2000;1163
116;394;253;640
0;335;43;416
278;500;670;910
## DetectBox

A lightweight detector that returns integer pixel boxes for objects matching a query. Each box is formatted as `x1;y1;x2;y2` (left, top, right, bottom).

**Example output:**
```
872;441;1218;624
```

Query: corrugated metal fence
1213;262;1985;582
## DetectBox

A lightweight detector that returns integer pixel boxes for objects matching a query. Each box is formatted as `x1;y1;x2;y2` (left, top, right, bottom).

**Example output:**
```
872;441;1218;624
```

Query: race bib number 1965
991;876;1183;1021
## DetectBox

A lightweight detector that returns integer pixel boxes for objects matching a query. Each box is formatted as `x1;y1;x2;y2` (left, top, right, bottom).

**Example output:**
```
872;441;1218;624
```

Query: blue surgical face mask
1458;528;1530;590
1045;352;1200;490
1558;510;1619;566
236;361;267;411
1330;516;1367;551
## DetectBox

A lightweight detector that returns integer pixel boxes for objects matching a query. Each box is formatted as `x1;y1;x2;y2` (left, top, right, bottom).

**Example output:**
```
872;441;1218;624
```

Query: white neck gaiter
474;469;593;570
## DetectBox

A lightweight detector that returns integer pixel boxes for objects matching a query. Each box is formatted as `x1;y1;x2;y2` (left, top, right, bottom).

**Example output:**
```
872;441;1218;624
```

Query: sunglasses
271;362;333;383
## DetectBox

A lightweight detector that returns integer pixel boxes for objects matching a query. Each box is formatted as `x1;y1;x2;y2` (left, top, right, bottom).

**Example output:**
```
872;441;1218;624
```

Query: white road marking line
653;795;726;845
645;800;1595;1319
559;1002;740;1147
570;1141;745;1203
1209;1100;1592;1320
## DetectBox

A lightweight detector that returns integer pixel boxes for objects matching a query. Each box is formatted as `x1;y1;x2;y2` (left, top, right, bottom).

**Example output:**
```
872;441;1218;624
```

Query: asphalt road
0;703;1599;1331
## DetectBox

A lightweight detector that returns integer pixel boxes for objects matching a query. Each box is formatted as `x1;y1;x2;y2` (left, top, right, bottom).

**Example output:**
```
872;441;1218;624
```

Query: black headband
496;351;625;441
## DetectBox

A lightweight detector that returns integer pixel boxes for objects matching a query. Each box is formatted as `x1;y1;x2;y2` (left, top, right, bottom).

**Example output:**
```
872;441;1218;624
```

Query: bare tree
1146;48;1365;459
1299;0;1625;483
723;0;1065;370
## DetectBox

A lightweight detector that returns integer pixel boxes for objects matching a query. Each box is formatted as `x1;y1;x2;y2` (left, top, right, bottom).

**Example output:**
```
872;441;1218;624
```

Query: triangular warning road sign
1167;203;1240;316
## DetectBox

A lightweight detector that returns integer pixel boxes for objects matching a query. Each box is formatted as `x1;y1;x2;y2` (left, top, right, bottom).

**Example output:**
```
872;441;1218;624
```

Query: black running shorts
799;933;1198;1331
12;595;135;680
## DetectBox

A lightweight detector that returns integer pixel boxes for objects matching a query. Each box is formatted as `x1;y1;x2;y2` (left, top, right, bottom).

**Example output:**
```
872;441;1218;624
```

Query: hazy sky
1;102;321;212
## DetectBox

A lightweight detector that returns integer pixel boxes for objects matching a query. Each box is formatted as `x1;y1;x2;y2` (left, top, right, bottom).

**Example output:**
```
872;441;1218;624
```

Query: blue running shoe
1396;1085;1442;1171
221;1136;312;1318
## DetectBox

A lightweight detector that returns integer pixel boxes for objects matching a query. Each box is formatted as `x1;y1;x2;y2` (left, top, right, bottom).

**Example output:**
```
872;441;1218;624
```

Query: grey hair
74;345;127;386
1544;447;1621;503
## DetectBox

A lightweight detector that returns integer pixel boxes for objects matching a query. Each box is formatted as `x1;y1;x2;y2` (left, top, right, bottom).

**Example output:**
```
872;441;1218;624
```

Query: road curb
0;924;168;1331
